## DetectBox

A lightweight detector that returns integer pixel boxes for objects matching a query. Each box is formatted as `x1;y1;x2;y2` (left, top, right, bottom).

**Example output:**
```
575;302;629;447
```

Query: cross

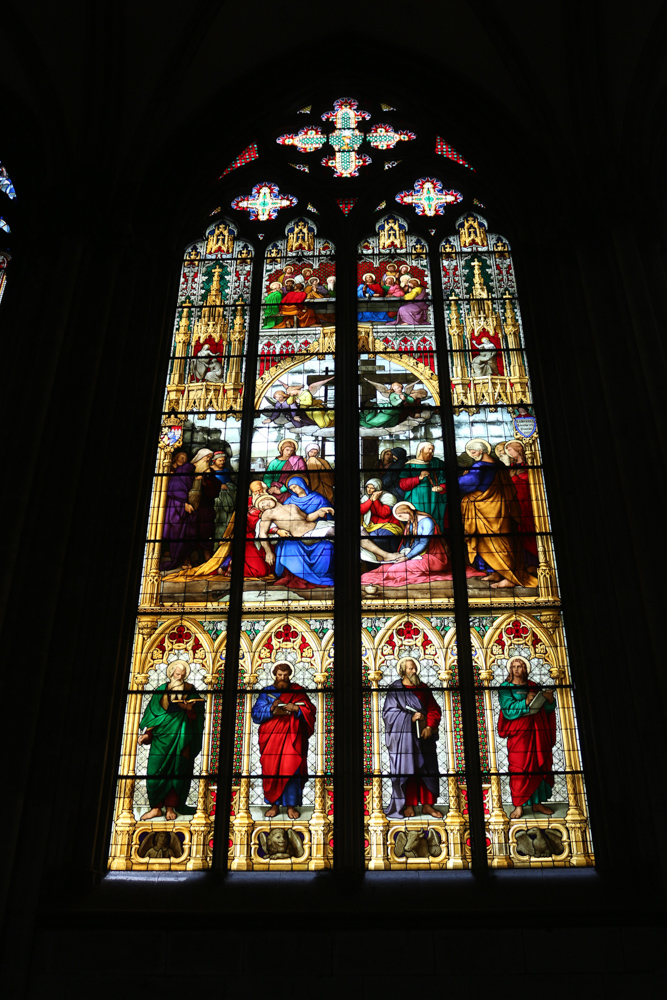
231;183;297;222
395;178;463;217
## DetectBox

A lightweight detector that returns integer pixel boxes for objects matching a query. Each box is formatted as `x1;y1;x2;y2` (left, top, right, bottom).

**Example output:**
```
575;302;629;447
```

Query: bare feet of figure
422;803;443;819
287;807;300;820
165;807;177;821
533;803;554;815
403;806;416;817
510;805;523;819
265;804;279;818
490;577;515;589
485;572;503;583
141;807;163;821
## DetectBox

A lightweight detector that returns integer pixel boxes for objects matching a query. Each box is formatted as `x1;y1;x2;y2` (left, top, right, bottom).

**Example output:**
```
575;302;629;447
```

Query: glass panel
452;405;557;604
362;614;469;869
240;224;336;612
467;612;593;867
108;615;226;870
358;217;453;613
228;615;334;870
108;221;252;870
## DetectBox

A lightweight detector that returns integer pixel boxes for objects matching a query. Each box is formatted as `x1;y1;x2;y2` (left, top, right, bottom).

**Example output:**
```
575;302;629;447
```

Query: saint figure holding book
382;657;442;819
497;655;557;819
251;661;316;819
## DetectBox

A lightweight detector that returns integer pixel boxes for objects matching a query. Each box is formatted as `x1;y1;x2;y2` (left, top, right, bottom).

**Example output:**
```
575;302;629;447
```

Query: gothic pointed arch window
109;97;593;873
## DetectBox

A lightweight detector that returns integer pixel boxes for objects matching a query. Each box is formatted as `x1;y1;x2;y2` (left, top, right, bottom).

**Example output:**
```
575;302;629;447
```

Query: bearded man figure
383;657;443;819
251;662;316;819
497;655;557;819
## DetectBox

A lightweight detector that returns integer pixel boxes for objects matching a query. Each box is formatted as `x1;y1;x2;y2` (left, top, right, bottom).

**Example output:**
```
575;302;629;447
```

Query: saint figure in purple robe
161;449;197;570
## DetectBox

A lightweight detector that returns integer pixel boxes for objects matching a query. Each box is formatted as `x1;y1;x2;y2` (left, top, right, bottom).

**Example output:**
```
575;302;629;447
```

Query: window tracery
108;97;593;873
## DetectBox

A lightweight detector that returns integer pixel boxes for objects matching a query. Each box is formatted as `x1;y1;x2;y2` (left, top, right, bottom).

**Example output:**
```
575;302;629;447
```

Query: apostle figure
357;271;392;322
306;445;334;502
383;657;443;819
458;438;538;588
505;440;538;567
398;442;448;530
161;449;197;571
263;439;307;498
210;450;236;543
262;281;284;329
387;278;429;325
138;660;205;821
497;655;557;819
251;662;316;819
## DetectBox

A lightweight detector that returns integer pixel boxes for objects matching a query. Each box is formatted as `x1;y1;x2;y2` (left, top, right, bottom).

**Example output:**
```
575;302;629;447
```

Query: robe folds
274;477;335;587
459;460;538;588
497;681;557;807
383;680;441;818
161;462;197;570
140;683;205;813
251;684;316;803
399;457;448;528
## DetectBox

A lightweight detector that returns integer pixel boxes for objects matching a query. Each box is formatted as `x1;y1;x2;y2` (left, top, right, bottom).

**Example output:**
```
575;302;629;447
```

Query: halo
278;438;298;454
255;494;276;510
465;438;492;458
166;658;191;679
397;654;421;676
506;654;531;675
272;660;294;676
393;500;415;520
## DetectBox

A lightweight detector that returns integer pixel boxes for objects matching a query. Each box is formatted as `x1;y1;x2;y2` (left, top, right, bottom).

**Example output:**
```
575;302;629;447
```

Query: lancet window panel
362;614;470;870
464;612;593;868
109;615;226;871
228;616;334;871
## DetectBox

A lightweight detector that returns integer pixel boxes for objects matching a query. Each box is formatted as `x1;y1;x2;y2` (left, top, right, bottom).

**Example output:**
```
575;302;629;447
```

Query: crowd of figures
360;436;538;591
262;265;335;330
357;264;429;325
160;432;538;592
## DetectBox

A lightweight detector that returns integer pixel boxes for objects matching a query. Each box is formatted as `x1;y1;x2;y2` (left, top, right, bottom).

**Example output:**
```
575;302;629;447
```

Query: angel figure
278;376;335;429
359;378;429;429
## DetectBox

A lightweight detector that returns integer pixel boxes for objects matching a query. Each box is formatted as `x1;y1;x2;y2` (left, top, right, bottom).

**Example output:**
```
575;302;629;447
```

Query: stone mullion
333;240;364;873
429;242;488;871
210;246;264;873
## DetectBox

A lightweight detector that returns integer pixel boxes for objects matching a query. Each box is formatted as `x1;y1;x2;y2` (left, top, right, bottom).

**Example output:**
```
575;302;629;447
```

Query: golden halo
506;654;531;675
465;438;492;458
396;654;421;677
166;658;191;679
278;438;299;454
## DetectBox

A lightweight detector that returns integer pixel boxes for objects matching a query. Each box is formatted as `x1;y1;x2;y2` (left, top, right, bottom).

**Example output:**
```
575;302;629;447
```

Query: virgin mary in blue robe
274;476;335;587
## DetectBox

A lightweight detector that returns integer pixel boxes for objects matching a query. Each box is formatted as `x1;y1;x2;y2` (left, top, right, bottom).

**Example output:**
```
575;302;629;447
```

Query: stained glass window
109;97;593;873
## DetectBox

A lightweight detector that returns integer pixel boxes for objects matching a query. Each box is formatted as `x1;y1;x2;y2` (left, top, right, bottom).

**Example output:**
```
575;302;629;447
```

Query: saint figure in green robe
262;281;284;329
138;660;205;821
397;441;448;529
